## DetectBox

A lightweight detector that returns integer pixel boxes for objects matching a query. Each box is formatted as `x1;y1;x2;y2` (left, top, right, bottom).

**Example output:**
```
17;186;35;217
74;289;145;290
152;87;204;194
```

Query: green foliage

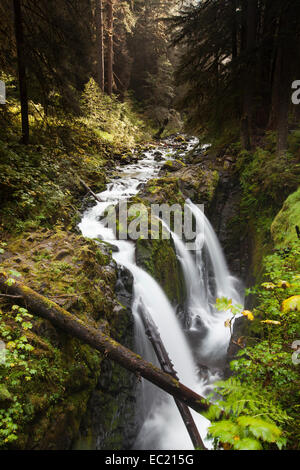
205;378;288;450
80;79;153;146
0;76;154;235
210;241;300;450
288;129;300;155
239;148;300;217
0;305;36;445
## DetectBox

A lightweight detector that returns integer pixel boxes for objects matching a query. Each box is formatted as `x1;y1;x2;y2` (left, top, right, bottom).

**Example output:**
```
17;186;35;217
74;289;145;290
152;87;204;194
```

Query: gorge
78;137;244;450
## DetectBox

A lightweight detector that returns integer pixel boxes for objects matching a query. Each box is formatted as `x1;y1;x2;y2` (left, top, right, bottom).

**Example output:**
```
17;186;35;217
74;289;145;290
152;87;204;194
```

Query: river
79;137;243;450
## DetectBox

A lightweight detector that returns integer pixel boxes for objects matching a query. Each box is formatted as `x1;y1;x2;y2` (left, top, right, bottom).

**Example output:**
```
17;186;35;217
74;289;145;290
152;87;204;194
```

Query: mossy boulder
271;187;300;248
161;160;186;173
141;165;219;207
174;165;219;204
136;238;186;306
139;176;185;206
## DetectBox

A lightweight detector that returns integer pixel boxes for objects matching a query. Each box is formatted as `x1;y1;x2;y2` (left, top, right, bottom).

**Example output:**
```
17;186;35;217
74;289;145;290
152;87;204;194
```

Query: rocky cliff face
73;265;137;450
208;173;252;284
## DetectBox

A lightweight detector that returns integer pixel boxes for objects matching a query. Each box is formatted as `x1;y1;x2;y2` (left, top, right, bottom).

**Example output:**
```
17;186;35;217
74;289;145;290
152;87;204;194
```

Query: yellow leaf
224;319;231;328
281;296;300;314
242;310;254;321
277;280;291;289
261;320;281;325
261;282;276;291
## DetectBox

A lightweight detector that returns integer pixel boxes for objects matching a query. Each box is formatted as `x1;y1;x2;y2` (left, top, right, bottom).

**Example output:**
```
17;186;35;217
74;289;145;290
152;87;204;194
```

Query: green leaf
203;404;223;421
233;438;263;450
208;420;240;445
237;416;281;443
8;270;22;278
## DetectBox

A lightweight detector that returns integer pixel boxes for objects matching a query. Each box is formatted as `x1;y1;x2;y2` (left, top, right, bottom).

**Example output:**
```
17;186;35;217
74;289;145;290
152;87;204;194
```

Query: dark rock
55;250;71;261
161;160;185;173
74;265;137;451
225;316;249;378
154;151;164;162
208;172;252;282
115;265;134;310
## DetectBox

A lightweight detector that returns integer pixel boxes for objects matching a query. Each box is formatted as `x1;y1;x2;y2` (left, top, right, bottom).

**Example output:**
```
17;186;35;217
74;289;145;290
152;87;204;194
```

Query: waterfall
79;138;243;450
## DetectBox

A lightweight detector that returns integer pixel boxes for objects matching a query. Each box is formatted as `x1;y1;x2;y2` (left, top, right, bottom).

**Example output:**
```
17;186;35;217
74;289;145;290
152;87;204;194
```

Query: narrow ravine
79;138;244;450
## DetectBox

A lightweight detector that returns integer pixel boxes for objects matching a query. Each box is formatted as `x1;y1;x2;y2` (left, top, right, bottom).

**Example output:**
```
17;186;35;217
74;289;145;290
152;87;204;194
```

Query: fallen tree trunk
139;303;207;450
0;273;209;415
79;178;102;203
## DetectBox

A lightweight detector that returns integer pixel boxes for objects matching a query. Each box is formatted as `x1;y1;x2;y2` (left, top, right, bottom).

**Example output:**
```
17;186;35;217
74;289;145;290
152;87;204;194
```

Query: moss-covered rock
161;160;186;173
0;228;134;450
140;164;219;207
136;238;186;306
271;187;300;248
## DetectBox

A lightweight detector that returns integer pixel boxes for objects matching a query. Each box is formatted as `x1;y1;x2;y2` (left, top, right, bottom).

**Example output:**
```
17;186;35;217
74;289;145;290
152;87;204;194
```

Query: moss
271;187;300;248
136;238;186;305
0;227;134;450
0;385;12;402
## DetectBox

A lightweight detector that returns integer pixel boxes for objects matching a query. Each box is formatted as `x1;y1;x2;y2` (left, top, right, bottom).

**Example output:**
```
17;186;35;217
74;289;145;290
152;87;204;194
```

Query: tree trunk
268;3;292;155
96;0;105;91
139;302;207;450
13;0;29;145
241;0;258;149
231;0;237;60
107;0;115;96
0;273;210;415
276;43;290;156
78;177;102;203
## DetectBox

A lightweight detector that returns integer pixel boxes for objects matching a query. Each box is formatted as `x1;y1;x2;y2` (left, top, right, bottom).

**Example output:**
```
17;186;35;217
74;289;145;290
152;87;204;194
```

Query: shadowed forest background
0;0;299;451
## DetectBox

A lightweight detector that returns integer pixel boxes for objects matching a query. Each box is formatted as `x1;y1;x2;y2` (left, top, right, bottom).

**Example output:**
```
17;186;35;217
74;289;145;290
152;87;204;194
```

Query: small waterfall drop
79;138;243;450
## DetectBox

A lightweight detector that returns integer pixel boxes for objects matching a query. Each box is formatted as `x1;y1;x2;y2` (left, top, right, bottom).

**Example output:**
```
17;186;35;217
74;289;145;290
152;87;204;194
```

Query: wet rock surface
74;265;136;451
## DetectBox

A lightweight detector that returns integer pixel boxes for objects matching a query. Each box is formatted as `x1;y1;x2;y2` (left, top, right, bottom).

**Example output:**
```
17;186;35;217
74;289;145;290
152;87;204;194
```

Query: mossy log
79;178;102;203
0;273;209;415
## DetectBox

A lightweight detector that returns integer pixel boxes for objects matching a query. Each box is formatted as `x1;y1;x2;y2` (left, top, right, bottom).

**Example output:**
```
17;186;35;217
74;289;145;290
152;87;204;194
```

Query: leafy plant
211;241;300;450
0;305;36;445
205;378;289;450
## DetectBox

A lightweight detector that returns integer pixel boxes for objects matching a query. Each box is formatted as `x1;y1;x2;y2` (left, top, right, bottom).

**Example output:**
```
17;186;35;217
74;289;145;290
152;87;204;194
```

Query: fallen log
79;178;102;203
0;273;210;415
139;303;207;450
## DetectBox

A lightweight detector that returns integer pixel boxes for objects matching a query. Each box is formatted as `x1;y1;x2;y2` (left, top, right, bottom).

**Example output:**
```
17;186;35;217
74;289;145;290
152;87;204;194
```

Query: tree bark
13;0;29;145
0;273;210;415
231;0;237;60
241;0;258;149
107;0;115;96
276;45;290;156
275;5;293;156
96;0;105;91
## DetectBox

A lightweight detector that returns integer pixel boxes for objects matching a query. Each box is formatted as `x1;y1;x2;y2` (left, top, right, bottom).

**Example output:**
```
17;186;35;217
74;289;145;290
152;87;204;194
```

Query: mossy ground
0;229;133;449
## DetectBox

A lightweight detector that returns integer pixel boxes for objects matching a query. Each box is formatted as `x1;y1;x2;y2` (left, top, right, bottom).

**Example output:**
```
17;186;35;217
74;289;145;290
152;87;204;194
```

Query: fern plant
204;378;290;450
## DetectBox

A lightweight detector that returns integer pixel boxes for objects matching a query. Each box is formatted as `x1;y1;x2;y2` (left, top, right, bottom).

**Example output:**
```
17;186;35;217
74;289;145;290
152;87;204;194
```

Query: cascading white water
79;138;243;450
